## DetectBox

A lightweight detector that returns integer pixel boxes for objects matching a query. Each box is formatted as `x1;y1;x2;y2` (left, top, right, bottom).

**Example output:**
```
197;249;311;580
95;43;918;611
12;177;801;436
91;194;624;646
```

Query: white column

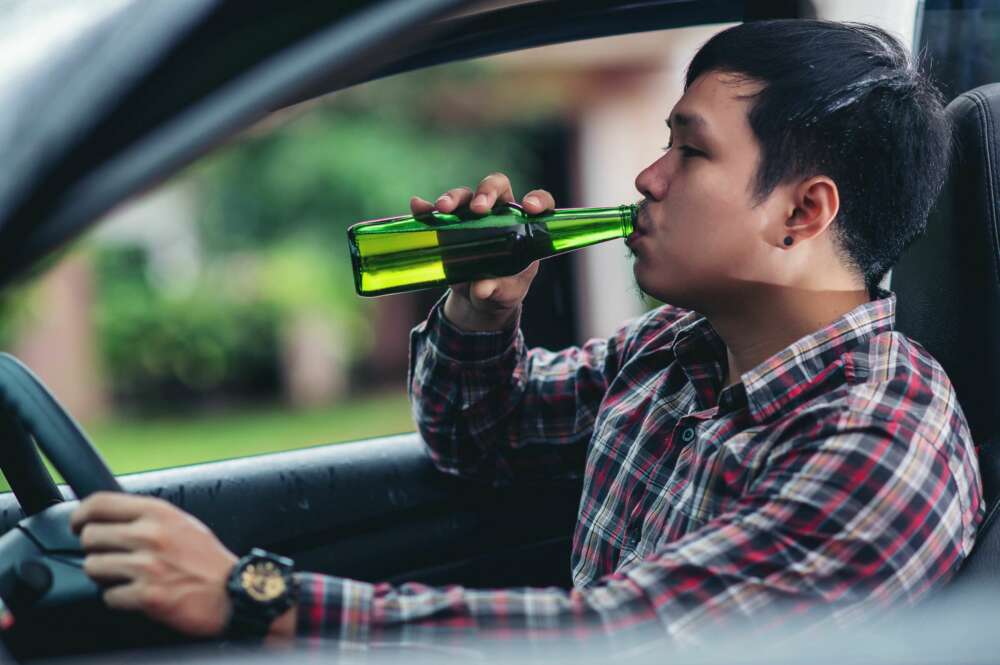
806;0;920;47
574;96;657;340
573;25;728;340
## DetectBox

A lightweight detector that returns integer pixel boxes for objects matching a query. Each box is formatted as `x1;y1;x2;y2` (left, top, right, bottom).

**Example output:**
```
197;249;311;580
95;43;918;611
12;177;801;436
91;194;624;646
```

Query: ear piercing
783;236;794;246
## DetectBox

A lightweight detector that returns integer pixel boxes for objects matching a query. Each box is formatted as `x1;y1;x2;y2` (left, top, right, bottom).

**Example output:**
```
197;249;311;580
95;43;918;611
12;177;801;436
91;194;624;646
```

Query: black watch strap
225;602;275;641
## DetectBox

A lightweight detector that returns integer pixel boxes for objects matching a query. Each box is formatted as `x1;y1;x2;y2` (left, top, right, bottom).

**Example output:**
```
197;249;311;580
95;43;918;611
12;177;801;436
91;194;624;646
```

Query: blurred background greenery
0;61;553;483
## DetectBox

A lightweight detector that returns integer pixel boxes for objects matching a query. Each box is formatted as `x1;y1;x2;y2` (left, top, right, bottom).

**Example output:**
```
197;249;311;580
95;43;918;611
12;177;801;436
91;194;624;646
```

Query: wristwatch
224;548;297;641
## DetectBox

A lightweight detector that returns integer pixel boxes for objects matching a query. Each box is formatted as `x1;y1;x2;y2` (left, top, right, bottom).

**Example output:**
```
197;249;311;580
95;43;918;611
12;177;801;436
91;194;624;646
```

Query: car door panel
0;434;581;590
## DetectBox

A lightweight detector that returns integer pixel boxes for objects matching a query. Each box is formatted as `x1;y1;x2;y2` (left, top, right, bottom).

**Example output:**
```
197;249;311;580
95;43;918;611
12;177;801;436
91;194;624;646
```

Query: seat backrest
892;83;1000;586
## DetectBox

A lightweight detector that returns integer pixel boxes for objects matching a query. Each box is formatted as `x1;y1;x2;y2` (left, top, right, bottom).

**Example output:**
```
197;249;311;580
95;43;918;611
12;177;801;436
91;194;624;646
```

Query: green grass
0;391;415;491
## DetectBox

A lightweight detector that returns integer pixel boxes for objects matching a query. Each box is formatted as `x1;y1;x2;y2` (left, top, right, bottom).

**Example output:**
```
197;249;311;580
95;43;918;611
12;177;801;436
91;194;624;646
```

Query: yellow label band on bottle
355;230;446;293
360;260;446;293
355;229;439;254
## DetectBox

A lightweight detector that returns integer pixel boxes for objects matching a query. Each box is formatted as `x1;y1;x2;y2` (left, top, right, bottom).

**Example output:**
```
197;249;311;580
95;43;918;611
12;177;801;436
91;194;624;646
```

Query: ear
782;176;839;247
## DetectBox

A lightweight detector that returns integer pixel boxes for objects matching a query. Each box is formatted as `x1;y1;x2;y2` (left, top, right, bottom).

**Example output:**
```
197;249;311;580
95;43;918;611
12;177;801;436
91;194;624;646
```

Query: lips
625;226;643;250
627;203;650;244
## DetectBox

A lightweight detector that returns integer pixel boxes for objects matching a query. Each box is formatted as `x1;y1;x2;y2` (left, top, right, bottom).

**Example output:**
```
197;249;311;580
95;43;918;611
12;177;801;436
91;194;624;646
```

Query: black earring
783;236;794;246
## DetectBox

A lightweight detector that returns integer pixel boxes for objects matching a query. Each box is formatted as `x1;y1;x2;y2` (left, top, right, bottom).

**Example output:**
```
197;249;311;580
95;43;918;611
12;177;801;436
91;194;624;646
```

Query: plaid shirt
294;288;983;648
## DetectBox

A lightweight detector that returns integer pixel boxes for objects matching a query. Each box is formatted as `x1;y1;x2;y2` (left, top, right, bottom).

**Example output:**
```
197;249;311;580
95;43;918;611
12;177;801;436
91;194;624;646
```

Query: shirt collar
670;288;897;422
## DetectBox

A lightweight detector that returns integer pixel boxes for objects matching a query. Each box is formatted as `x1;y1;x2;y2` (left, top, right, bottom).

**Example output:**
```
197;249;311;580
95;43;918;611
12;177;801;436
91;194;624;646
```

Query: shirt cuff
295;572;374;646
426;291;521;363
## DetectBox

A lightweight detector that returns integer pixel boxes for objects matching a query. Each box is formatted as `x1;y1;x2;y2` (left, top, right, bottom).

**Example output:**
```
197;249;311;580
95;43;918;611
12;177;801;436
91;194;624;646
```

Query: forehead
670;71;761;139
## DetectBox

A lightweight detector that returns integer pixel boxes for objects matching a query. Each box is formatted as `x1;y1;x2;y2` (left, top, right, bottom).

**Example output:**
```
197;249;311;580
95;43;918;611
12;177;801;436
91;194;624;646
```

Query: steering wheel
0;352;124;657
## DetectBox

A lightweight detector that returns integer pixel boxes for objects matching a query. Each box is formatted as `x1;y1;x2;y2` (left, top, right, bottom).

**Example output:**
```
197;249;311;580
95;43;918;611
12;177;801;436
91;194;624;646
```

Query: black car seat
892;83;1000;586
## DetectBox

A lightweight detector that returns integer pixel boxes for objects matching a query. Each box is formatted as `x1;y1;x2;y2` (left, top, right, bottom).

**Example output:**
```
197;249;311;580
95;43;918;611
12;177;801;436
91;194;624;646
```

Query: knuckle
73;501;91;521
138;553;158;575
139;522;165;549
478;176;504;193
442;187;471;203
94;492;118;508
149;496;172;511
525;189;553;204
151;498;180;521
80;524;104;549
139;585;161;610
149;527;166;550
77;498;99;517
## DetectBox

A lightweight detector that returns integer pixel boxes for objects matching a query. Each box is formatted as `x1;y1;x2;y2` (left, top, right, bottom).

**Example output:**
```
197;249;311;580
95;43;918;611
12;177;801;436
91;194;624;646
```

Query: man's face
630;70;789;311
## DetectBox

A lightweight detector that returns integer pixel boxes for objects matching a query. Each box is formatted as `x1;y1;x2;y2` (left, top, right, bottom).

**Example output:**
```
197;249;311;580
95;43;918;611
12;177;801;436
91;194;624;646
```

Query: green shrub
94;247;282;411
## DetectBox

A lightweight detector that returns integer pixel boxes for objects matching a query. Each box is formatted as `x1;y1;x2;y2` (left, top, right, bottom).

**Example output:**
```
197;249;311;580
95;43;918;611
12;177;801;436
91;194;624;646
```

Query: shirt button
680;427;696;443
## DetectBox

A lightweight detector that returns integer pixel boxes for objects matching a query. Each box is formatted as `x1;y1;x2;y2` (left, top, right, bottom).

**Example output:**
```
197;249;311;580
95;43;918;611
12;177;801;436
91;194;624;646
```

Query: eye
661;143;704;158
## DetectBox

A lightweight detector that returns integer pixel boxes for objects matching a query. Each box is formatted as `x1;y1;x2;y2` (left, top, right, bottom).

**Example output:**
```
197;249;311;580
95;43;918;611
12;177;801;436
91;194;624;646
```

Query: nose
634;152;670;202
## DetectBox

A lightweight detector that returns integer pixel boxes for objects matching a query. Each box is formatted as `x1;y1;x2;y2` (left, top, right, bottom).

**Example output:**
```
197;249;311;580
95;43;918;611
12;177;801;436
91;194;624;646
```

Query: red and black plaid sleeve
407;292;688;485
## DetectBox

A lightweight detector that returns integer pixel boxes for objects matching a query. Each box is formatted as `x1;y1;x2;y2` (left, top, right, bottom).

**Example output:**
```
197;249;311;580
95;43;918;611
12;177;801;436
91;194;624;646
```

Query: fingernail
473;195;488;207
435;195;451;207
524;196;541;208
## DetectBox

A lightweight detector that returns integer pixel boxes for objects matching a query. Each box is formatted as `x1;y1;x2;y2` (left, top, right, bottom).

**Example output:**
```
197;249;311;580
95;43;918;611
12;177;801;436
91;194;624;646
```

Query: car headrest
893;84;1000;588
893;83;1000;486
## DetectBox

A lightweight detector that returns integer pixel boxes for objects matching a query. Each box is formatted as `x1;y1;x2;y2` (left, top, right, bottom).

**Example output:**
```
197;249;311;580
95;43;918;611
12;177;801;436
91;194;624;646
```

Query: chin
632;262;668;302
632;277;670;305
639;279;699;311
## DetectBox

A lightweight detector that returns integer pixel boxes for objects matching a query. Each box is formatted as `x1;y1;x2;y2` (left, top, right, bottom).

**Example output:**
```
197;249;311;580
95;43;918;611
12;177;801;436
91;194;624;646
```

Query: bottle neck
542;204;636;232
533;204;637;254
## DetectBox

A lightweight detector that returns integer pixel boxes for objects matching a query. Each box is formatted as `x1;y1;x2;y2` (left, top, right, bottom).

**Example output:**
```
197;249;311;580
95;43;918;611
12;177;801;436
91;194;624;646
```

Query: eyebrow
665;112;708;131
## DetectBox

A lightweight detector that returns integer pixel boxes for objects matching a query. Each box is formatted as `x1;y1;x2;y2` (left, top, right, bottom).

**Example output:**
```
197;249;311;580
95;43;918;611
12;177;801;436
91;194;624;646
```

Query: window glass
920;0;1000;100
0;25;723;485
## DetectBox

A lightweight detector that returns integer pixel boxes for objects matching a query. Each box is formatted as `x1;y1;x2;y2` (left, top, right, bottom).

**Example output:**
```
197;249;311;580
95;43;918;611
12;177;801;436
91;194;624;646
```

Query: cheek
655;194;763;279
703;210;774;283
636;164;767;289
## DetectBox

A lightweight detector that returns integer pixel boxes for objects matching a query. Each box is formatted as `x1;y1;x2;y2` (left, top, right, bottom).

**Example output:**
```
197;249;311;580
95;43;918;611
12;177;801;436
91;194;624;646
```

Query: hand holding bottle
409;173;550;332
349;176;633;303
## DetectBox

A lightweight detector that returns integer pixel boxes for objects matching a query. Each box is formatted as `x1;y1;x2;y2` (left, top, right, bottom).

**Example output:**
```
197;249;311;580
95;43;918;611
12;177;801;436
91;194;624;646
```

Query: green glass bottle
348;202;637;297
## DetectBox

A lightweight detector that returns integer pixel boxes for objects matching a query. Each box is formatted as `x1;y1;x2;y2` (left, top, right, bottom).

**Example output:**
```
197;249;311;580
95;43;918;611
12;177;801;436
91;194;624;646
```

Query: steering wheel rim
0;353;134;660
0;353;120;512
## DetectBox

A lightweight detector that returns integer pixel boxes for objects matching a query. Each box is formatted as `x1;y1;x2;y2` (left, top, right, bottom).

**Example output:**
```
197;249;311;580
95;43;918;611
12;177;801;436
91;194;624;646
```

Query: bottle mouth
620;204;637;237
347;229;365;296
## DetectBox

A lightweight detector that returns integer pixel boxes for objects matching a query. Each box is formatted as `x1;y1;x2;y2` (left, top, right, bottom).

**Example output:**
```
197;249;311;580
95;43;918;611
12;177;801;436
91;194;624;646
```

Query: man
71;20;983;647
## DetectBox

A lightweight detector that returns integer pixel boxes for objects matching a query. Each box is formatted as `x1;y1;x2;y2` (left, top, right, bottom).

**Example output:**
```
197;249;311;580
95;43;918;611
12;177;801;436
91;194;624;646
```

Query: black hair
686;20;951;291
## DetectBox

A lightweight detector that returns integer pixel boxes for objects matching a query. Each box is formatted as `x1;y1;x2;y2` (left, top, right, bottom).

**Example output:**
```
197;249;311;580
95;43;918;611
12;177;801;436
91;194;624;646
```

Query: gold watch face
240;560;287;602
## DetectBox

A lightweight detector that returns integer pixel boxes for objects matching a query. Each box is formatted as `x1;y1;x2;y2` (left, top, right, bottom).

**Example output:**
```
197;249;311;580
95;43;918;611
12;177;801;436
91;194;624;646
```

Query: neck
705;286;871;390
